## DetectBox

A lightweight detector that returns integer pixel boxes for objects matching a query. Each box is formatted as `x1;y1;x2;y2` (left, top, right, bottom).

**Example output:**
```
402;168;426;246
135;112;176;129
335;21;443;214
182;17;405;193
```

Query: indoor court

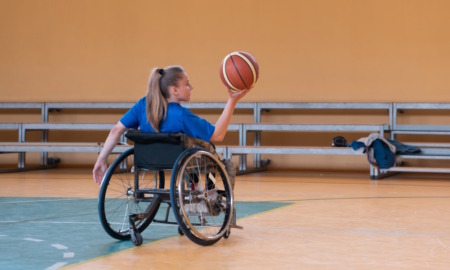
1;170;449;269
2;1;450;269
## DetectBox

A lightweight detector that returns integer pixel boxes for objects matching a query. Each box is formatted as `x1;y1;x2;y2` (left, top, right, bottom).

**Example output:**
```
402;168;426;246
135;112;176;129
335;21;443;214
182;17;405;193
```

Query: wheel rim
100;149;163;238
175;150;233;241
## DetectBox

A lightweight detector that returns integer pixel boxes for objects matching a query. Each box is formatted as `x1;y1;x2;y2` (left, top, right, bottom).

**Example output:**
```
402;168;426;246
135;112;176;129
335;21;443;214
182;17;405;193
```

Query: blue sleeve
120;98;145;129
182;108;215;142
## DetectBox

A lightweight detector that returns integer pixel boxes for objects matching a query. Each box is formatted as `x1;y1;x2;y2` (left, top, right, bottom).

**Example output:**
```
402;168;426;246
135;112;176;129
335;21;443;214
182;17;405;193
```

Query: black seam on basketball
230;55;249;90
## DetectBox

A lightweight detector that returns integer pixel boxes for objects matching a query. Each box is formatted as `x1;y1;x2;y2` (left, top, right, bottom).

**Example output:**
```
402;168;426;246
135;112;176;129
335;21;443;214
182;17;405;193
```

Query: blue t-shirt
120;97;215;142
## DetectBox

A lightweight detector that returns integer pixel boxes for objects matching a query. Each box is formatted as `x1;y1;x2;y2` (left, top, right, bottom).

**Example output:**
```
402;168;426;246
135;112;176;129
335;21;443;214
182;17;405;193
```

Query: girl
93;66;251;184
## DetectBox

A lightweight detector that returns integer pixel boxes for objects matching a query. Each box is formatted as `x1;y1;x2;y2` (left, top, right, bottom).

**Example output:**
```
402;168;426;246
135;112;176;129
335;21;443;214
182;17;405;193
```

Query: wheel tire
98;148;164;240
170;148;233;246
131;230;143;246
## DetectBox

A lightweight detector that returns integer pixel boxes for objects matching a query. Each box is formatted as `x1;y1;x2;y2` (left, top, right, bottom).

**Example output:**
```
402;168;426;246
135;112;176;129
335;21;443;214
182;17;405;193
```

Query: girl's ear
168;85;177;96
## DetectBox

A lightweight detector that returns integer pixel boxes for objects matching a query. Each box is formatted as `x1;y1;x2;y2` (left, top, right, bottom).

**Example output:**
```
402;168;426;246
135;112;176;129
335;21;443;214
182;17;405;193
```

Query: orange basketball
220;51;259;91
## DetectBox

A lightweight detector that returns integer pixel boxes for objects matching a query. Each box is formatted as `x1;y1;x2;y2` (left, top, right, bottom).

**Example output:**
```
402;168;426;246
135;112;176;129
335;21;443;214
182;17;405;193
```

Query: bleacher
1;101;449;179
379;103;450;177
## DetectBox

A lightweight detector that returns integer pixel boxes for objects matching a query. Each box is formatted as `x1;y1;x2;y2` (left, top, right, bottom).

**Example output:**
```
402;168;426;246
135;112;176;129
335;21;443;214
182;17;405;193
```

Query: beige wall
1;0;450;170
2;0;450;103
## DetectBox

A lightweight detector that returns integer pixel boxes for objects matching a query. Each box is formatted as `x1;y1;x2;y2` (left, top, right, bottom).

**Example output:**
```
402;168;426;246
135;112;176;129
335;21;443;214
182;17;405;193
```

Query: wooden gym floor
1;168;449;269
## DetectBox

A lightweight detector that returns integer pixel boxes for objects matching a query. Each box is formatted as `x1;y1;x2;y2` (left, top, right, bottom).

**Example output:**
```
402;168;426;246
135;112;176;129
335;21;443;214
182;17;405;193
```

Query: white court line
51;244;68;250
2;235;76;269
39;221;99;225
0;198;81;204
0;220;98;225
45;262;68;270
63;252;75;258
0;219;178;228
0;220;174;225
23;237;44;242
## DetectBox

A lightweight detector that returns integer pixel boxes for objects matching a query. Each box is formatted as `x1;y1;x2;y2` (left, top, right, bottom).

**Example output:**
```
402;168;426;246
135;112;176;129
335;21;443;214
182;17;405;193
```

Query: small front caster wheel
178;226;184;236
223;229;231;239
131;230;143;246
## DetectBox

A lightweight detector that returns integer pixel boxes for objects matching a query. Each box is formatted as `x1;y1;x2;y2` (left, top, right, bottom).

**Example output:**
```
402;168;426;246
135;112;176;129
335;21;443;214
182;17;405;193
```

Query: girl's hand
211;86;254;142
227;87;251;102
93;159;108;185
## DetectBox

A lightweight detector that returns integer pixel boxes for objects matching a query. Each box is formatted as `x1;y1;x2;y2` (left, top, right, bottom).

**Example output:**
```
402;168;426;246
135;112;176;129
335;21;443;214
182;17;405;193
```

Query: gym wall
1;0;450;170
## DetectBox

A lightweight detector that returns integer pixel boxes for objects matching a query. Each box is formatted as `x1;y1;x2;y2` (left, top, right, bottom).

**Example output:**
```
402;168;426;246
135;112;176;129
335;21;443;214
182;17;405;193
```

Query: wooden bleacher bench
225;145;367;175
236;123;387;174
1;101;393;175
0;120;233;171
0;142;130;153
245;102;393;171
0;102;44;111
242;123;386;135
0;123;125;170
225;146;364;157
376;103;450;178
377;142;450;177
391;124;450;136
0;142;131;172
0;141;226;172
1;101;449;179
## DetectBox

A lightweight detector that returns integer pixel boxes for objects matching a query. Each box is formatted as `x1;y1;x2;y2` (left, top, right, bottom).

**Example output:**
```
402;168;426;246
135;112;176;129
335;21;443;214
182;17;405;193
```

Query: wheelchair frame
98;131;239;246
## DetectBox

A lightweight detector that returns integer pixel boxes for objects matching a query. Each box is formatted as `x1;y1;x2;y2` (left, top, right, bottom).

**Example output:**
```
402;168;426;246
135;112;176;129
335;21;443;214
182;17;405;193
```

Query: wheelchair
98;131;240;246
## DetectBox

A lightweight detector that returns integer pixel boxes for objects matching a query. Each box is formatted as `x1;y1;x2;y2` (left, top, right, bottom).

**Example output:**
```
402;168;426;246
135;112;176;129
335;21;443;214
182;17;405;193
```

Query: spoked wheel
170;148;233;246
98;148;165;240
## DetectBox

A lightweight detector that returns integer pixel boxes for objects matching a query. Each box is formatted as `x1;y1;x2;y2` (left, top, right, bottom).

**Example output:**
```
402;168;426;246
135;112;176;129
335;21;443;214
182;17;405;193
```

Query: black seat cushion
126;131;188;170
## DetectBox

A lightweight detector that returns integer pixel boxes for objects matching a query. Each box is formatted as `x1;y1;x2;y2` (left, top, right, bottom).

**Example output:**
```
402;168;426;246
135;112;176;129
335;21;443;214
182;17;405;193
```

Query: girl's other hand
93;159;108;185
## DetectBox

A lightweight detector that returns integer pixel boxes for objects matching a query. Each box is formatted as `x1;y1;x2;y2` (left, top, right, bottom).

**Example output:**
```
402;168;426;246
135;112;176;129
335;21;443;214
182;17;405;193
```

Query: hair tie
158;69;164;75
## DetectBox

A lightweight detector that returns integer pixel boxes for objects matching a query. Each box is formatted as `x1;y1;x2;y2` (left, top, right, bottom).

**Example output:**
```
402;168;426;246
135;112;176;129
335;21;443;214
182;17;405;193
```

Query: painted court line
51;244;68;250
0;220;99;225
0;220;174;225
0;198;81;204
64;252;75;258
23;237;44;242
45;262;68;270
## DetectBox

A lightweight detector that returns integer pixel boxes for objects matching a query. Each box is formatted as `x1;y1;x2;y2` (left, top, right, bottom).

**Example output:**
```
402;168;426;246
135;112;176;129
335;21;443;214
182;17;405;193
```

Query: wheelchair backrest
125;131;188;170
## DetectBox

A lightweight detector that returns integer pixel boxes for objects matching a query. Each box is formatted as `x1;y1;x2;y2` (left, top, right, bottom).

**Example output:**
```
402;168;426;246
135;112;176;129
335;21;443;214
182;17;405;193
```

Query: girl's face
173;72;193;102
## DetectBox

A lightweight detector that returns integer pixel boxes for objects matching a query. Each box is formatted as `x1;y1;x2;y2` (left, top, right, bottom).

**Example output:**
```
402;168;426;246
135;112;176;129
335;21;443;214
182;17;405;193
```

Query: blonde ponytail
146;66;184;132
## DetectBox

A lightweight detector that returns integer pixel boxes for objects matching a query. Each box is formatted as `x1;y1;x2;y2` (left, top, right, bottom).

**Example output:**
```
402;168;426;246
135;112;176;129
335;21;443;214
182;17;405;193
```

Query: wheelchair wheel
98;148;165;240
170;148;233;246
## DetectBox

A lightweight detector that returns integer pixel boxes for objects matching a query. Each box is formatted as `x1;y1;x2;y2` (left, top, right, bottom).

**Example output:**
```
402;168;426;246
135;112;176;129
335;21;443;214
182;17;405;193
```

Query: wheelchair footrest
230;207;243;229
230;224;244;230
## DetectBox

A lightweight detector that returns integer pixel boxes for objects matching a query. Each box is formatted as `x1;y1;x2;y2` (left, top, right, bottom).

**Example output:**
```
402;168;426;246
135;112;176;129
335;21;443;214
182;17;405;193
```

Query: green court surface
0;197;290;270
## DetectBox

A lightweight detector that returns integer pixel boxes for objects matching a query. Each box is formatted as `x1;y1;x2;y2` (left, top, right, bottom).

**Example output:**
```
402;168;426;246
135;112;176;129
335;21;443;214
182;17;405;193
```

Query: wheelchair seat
125;131;189;170
125;130;216;170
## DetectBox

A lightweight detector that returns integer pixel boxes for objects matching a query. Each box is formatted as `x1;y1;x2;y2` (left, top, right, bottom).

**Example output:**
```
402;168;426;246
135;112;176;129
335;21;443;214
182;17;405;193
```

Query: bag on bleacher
366;139;396;169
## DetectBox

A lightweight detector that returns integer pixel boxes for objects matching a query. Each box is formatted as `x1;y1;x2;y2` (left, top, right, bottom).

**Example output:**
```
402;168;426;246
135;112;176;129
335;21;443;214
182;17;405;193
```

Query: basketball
220;51;259;91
